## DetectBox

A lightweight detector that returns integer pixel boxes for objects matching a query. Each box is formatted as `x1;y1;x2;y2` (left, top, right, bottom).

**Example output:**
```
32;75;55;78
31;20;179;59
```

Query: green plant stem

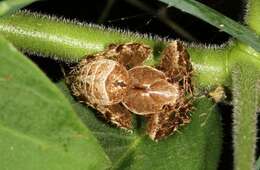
0;11;160;61
232;61;259;170
188;45;230;88
0;11;231;88
246;0;260;35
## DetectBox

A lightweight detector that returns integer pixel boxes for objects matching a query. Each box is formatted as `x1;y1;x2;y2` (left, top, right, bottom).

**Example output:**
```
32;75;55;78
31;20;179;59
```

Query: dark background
24;0;254;169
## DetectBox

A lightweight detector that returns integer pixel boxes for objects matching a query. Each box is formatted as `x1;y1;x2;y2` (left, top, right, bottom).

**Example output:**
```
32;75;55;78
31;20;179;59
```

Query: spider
67;41;193;141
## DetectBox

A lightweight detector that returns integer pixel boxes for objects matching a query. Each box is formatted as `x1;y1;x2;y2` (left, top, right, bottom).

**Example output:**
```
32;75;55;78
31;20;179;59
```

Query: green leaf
58;81;222;170
158;0;260;52
0;0;38;16
256;156;260;170
0;36;111;170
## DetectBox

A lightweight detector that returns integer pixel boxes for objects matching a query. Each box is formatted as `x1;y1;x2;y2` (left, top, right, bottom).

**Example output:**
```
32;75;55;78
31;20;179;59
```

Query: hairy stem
0;11;231;88
232;61;259;170
0;11;157;61
245;0;260;35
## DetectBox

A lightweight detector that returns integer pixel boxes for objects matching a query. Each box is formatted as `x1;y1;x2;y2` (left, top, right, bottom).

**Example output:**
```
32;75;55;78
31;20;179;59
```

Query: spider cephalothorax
68;41;193;141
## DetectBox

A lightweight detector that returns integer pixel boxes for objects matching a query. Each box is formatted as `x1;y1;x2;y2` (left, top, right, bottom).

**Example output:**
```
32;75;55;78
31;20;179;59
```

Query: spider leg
103;42;152;69
146;96;192;141
158;41;193;94
97;104;133;130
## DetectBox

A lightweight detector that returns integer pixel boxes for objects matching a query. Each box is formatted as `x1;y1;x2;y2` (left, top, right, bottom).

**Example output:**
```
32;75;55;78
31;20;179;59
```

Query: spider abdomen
70;58;129;106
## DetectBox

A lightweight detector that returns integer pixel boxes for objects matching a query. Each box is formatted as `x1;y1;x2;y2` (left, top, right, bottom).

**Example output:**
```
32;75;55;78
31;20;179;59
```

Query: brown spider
67;41;193;141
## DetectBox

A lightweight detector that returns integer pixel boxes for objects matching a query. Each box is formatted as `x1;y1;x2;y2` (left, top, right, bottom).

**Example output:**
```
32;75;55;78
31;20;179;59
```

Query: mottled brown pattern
146;41;193;140
69;58;128;105
105;63;129;104
123;66;180;115
159;41;193;94
68;58;131;129
147;109;191;141
104;43;152;69
68;41;193;141
146;89;192;141
97;104;132;130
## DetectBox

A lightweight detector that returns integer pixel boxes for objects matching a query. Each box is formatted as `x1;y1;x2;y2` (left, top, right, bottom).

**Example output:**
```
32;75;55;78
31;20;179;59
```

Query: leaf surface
0;36;111;170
